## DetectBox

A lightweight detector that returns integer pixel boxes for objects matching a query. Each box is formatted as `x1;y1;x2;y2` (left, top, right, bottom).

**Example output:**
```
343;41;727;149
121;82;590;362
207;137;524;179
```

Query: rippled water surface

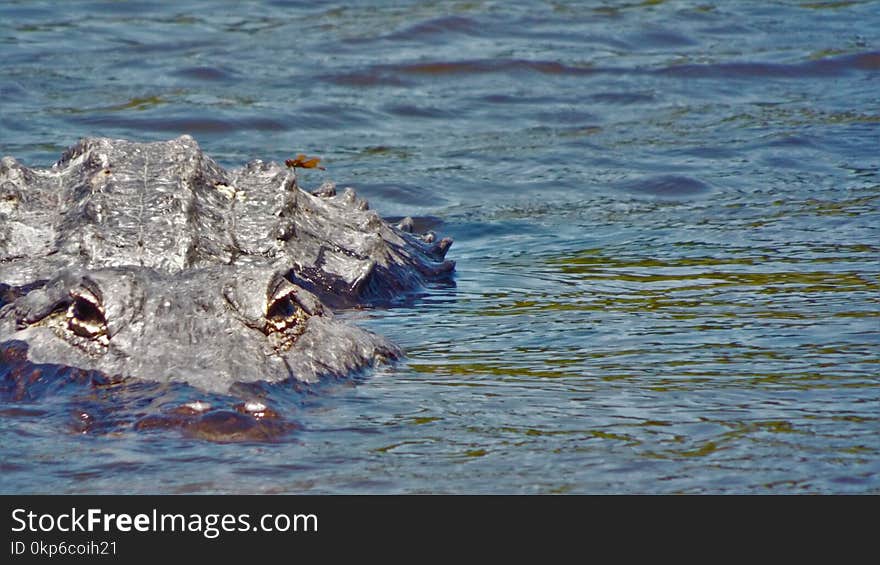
1;1;878;493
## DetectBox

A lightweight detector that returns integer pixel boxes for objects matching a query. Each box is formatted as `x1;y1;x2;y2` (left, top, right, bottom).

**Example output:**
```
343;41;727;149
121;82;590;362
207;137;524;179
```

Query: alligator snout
0;136;452;439
134;400;294;442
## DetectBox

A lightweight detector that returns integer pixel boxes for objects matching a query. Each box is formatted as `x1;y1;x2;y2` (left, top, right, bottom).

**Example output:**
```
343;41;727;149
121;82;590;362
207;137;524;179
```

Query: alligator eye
265;290;305;333
66;289;109;342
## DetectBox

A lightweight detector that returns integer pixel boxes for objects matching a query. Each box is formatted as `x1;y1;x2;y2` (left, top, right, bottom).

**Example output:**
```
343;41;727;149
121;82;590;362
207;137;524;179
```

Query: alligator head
0;136;453;439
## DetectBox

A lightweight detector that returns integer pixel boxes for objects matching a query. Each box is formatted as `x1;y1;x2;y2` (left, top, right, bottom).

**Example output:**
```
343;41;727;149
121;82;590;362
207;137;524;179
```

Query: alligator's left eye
66;289;109;343
265;289;306;333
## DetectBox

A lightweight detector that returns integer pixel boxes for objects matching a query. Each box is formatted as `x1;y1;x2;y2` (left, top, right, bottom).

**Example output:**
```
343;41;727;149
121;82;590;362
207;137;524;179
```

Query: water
1;0;878;493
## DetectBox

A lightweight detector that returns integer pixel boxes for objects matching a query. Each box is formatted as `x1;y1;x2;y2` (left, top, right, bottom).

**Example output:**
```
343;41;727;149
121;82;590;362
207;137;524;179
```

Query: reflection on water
1;0;878;493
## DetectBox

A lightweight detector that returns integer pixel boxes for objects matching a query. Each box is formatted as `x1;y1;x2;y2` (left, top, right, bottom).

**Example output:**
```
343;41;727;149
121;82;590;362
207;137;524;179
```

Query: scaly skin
0;136;454;439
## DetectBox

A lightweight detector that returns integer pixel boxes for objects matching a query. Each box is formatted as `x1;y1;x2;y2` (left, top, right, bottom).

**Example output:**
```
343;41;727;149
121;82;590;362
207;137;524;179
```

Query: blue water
1;0;878;493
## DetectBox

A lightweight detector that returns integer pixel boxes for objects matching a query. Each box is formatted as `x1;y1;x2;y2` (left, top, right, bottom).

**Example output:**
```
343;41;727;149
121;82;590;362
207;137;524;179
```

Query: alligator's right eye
265;291;304;333
66;289;109;343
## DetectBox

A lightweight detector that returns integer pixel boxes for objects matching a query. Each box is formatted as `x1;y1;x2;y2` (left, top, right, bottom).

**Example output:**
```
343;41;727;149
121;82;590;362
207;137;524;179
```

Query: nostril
235;400;278;420
183;401;212;413
244;400;266;412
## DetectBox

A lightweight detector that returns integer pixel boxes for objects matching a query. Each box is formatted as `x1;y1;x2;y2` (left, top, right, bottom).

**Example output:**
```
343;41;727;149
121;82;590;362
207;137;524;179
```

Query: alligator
0;136;453;440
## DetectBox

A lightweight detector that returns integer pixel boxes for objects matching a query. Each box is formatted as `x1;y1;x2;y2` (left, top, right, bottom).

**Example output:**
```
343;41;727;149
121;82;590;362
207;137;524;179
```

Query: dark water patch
590;91;655;105
384;15;482;42
329;51;880;89
223;17;285;35
760;134;819;148
532;106;600;126
67;114;289;134
355;145;413;160
327;58;606;87
173;66;236;82
658;50;880;79
0;81;28;101
478;93;559;105
0;406;47;418
56;469;103;481
397;59;597;77
383;103;456;120
0;461;27;472
617;175;712;198
112;38;220;55
847;51;880;70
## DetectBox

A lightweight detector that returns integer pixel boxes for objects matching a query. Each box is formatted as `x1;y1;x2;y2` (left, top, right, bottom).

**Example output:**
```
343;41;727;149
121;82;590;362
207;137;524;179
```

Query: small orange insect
285;154;326;170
